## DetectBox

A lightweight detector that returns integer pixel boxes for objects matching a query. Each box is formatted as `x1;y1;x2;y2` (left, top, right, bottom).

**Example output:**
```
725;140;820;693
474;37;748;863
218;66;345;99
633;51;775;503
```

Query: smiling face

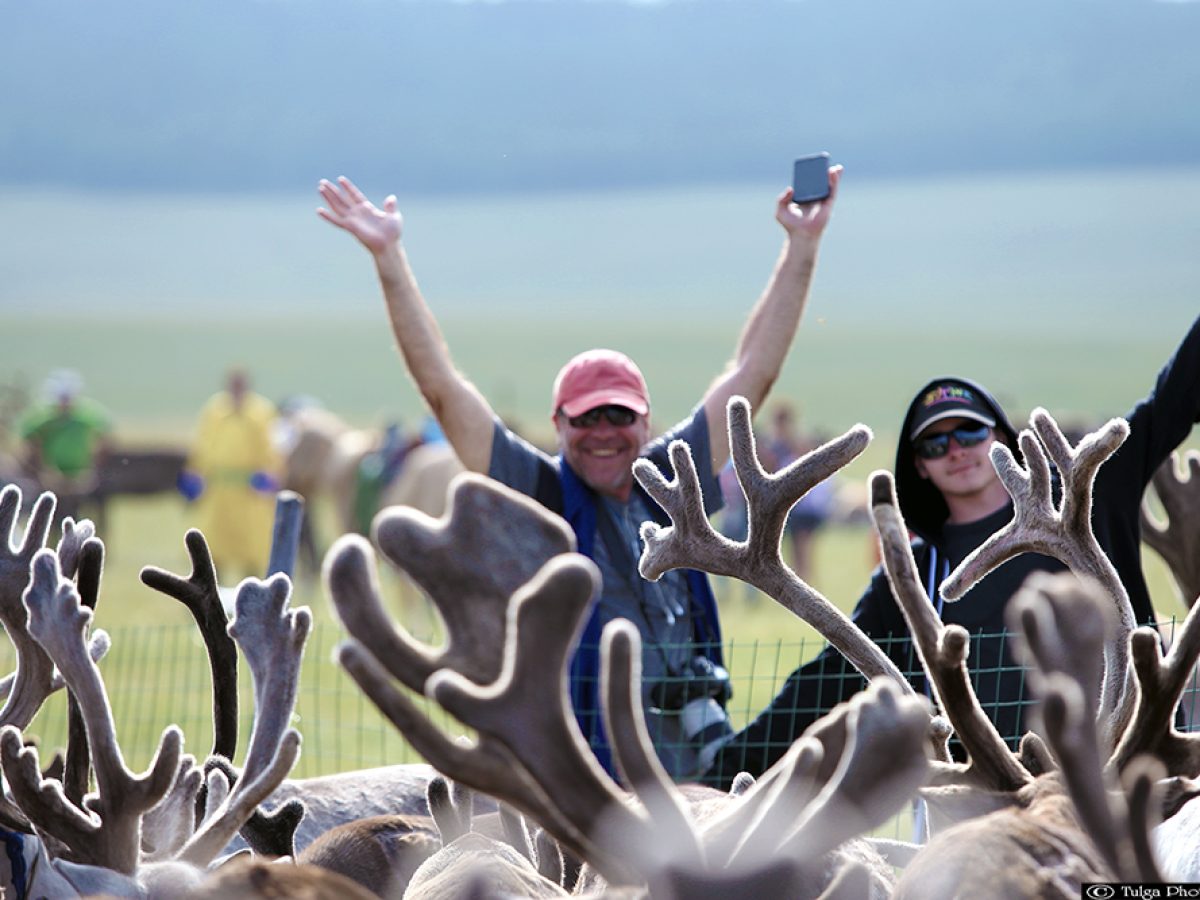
913;416;1010;522
556;406;652;502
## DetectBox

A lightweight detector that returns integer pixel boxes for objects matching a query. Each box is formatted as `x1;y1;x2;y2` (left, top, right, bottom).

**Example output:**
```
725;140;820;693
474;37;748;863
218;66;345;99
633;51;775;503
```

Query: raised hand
775;164;842;239
317;176;403;255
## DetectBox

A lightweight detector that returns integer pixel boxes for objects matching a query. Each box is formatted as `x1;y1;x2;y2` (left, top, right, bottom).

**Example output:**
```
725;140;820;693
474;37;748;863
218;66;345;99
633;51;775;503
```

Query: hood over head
894;376;1021;541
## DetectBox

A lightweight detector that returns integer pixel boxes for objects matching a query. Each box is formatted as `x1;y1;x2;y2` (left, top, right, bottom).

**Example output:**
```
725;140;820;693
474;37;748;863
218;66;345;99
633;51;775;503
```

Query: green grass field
1;311;1190;448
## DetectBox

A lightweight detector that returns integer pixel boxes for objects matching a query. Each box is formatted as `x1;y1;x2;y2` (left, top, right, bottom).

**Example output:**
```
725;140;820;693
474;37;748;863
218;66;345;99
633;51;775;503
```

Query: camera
650;656;736;771
650;655;733;711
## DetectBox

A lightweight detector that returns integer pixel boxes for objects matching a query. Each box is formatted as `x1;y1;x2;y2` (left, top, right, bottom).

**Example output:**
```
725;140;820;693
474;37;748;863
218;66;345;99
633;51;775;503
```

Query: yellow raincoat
188;390;281;578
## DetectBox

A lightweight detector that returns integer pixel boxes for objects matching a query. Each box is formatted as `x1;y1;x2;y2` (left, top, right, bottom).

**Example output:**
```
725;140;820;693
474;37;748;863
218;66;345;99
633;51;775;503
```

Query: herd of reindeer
1;396;1200;898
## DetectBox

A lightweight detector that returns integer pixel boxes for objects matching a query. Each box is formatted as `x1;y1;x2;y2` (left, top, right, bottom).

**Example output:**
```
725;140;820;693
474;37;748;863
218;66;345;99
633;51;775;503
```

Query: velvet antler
940;410;1135;748
870;469;1032;794
635;397;909;688
333;473;575;695
1141;450;1200;608
140;528;238;760
2;549;181;874
0;487;63;729
175;574;308;866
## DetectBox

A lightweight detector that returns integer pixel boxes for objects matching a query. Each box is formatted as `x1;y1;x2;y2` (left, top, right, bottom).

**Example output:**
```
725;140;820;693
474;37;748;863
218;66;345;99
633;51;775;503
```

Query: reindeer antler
940;409;1136;747
1109;593;1200;776
64;535;104;806
175;731;301;867
336;548;644;885
3;549;181;873
599;620;704;872
141;756;204;861
869;469;1032;796
1010;572;1166;884
333;468;936;898
635;396;910;688
228;574;308;784
0;487;61;729
55;515;96;582
1119;756;1168;883
1141;450;1200;609
603;623;929;896
335;473;575;694
140;528;238;759
339;637;575;849
699;725;826;867
770;679;929;863
175;574;308;867
941;410;1129;604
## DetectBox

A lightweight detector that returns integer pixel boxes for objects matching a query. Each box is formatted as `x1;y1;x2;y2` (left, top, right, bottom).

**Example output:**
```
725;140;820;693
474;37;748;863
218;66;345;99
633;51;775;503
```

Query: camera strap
593;500;680;684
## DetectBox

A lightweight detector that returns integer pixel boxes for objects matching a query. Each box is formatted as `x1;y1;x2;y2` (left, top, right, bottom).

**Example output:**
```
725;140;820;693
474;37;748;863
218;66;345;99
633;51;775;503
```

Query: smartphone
792;153;832;204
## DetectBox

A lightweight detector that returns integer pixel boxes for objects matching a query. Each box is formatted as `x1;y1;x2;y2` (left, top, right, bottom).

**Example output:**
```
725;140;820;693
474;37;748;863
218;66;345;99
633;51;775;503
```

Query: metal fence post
267;490;305;579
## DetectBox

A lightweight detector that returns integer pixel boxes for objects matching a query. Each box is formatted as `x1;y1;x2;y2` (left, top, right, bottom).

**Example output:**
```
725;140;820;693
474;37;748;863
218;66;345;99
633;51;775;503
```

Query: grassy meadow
1;168;1197;775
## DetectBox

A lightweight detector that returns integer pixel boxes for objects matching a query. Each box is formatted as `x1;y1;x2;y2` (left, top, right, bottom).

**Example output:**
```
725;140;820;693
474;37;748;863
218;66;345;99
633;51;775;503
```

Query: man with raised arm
705;315;1200;788
318;169;841;779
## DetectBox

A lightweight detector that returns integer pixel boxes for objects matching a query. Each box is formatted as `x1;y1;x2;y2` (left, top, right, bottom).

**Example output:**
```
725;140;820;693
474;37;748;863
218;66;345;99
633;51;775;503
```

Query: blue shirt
488;407;724;777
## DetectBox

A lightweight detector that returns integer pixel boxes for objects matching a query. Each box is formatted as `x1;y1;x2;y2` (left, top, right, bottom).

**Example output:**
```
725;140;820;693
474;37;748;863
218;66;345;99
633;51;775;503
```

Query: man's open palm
318;176;402;254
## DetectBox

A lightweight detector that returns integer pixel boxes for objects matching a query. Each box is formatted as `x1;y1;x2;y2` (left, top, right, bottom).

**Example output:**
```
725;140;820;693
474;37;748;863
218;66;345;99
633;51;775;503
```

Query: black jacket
706;315;1200;788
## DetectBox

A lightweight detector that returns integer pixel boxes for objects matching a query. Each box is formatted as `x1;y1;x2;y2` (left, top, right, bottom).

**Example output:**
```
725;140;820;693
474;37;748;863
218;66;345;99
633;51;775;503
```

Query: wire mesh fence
3;618;1196;782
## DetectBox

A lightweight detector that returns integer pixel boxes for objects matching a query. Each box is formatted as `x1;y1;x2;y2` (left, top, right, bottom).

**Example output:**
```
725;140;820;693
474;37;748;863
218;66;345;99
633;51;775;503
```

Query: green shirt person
20;370;112;481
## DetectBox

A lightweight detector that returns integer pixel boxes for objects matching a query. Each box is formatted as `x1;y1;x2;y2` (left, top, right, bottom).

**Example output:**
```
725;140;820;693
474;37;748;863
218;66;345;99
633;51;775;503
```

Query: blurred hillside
5;0;1198;439
5;0;1198;195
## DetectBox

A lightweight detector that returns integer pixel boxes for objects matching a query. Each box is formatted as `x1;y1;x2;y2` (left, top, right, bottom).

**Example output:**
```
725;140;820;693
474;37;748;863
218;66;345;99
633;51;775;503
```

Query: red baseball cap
552;349;650;418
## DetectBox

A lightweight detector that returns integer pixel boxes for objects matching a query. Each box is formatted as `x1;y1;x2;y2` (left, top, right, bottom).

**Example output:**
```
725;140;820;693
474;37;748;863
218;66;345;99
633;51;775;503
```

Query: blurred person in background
716;457;750;544
179;367;282;580
19;369;112;522
763;400;834;582
317;167;841;779
350;420;420;535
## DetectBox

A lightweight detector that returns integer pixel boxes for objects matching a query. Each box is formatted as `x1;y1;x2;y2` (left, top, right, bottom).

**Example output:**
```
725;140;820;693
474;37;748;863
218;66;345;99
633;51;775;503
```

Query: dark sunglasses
561;405;638;429
913;423;992;460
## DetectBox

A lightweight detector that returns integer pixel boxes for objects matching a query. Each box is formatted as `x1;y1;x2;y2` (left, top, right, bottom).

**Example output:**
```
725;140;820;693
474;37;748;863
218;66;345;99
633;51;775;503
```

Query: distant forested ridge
5;0;1199;195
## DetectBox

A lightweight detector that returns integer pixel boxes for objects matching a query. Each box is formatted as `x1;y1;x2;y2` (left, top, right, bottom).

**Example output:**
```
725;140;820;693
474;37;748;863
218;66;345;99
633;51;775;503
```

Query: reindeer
324;393;1200;897
397;774;575;900
279;402;463;571
325;455;934;896
2;392;1192;896
151;467;575;856
0;491;110;836
0;485;307;897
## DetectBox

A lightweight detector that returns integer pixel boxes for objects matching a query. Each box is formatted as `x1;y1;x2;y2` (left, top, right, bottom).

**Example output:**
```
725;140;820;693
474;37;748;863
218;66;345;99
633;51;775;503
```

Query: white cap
43;369;83;401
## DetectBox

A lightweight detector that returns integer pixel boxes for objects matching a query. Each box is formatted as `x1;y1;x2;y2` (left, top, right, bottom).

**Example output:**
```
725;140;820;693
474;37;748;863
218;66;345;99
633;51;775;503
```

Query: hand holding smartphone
792;153;832;204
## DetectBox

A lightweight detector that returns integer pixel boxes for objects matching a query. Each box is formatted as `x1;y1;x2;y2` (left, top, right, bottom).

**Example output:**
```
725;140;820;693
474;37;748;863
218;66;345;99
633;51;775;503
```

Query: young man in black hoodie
703;314;1200;788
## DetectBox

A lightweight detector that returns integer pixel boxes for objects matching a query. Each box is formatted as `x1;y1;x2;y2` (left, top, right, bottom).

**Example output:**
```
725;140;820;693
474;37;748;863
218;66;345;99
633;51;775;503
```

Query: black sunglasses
913;423;992;460
561;405;638;429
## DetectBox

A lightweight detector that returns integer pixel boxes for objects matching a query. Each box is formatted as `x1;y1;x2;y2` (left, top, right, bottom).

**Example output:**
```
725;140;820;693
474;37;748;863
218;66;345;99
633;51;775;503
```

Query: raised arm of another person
700;166;842;473
317;177;496;473
1093;311;1200;627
